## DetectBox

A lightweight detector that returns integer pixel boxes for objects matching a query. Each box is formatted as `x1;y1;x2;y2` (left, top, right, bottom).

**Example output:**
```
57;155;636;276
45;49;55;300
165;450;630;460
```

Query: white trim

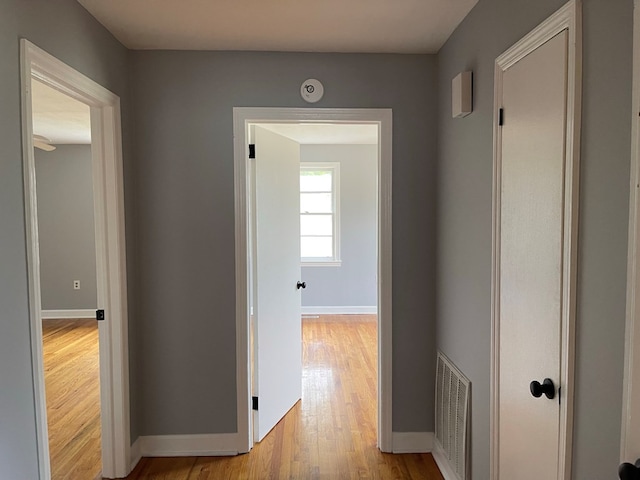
622;0;640;464
41;309;96;319
432;441;460;480
130;437;142;473
301;306;377;315
136;434;240;457
20;40;131;479
391;432;434;453
301;261;342;267
490;2;581;479
234;107;393;454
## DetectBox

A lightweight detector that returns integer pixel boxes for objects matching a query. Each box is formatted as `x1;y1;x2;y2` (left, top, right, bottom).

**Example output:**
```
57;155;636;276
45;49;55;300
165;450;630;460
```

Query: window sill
301;261;342;267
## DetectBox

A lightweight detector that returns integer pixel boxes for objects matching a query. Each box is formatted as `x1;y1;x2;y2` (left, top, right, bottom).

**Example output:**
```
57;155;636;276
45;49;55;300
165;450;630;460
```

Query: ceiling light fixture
33;134;56;151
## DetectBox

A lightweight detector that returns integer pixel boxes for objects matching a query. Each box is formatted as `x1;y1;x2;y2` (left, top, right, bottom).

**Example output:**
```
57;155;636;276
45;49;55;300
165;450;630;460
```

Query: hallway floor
125;315;443;479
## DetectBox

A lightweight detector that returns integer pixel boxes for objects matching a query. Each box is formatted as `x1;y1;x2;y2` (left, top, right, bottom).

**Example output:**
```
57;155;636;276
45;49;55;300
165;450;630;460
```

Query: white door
498;30;568;479
252;125;302;442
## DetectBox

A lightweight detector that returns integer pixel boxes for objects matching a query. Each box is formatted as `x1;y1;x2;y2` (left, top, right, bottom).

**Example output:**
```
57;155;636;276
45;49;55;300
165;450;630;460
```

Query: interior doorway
20;40;131;479
31;77;102;479
248;122;380;445
233;107;393;454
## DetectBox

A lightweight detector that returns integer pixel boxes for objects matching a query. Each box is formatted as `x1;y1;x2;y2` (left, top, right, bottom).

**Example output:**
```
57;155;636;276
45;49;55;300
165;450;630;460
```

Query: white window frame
300;162;341;266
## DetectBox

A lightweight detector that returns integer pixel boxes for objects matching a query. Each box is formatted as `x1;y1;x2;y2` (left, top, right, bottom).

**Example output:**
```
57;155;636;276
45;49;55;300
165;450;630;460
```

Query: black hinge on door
252;396;259;410
249;144;256;159
499;108;504;126
96;309;105;321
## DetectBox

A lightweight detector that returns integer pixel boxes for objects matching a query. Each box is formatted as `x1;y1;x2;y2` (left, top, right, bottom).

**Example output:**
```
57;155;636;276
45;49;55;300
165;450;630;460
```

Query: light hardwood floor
43;318;102;480
44;316;443;479
126;315;443;479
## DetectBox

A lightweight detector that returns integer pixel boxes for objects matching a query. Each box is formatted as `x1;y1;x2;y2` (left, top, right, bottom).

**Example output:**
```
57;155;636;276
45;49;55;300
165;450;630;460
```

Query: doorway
249;123;379;445
31;77;101;478
20;40;131;479
233;107;393;454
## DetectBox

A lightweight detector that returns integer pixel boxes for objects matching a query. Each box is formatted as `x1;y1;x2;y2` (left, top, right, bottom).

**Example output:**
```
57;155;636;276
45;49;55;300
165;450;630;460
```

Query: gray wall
301;144;377;309
35;145;98;311
0;0;132;477
130;51;438;436
4;1;631;478
436;0;632;478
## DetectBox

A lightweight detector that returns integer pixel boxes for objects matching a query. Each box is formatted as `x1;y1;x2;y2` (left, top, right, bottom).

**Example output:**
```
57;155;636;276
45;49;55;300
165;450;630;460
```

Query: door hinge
499;108;504;126
558;386;561;405
249;144;256;159
252;396;259;410
96;309;105;321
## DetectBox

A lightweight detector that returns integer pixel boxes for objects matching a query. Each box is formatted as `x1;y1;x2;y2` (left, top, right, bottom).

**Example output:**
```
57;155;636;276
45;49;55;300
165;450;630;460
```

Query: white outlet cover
300;79;324;103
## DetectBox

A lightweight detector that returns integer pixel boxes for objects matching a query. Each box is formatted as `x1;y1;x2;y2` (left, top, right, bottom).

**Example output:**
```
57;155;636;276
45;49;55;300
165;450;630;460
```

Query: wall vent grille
435;351;470;480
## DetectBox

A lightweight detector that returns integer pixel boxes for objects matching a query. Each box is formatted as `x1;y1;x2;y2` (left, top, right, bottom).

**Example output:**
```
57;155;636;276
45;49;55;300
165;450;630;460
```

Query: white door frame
20;40;131;479
490;1;582;479
621;0;640;464
233;107;393;453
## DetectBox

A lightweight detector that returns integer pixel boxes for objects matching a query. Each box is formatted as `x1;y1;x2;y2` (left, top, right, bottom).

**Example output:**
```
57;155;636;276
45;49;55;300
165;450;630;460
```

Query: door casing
20;39;131;479
233;107;393;453
490;1;582;479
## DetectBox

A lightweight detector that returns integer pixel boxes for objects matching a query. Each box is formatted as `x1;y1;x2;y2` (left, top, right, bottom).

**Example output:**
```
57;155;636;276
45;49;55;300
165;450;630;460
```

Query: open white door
252;125;302;442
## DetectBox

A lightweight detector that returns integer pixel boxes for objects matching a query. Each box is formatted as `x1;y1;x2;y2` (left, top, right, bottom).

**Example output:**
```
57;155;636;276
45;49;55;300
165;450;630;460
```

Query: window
300;163;340;265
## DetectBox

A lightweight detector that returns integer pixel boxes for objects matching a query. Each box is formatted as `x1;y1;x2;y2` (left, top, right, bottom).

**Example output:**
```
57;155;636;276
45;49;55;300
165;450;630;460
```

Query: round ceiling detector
300;79;324;103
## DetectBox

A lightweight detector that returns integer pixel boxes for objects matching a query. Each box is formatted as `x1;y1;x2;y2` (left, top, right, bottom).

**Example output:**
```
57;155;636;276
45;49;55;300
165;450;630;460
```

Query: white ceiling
77;0;478;53
258;124;378;145
31;79;91;145
33;0;479;144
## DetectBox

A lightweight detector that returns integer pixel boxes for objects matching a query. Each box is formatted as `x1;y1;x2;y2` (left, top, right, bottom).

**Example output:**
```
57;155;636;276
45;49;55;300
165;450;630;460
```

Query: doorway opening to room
233;108;393;456
251;123;380;453
21;40;130;480
31;77;102;480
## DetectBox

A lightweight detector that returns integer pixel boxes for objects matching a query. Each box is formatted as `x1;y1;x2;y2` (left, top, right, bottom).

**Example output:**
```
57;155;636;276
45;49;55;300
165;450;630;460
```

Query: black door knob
297;281;306;290
530;378;555;399
619;460;640;480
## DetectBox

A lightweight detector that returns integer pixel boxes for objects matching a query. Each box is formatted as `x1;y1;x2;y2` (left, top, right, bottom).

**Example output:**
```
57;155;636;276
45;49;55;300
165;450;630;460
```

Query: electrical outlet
73;280;80;290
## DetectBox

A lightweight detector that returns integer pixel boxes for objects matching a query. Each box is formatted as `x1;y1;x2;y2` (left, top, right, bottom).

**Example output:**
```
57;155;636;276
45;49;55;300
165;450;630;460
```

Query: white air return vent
434;351;470;480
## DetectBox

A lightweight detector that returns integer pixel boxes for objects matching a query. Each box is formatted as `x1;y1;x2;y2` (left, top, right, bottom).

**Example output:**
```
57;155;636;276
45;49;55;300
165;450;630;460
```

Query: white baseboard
130;437;142;473
432;441;459;480
392;431;434;453
131;432;439;467
41;309;95;319
136;433;239;457
301;306;377;315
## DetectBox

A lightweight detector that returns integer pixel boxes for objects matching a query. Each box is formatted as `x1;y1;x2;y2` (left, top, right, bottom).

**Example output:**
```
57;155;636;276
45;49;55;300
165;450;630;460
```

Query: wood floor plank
123;315;443;479
131;457;196;479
